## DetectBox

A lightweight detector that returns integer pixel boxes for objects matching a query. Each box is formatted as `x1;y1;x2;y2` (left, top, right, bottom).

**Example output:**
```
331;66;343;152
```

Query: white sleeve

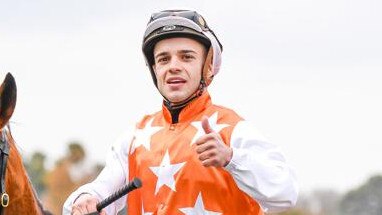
224;121;298;213
62;128;134;215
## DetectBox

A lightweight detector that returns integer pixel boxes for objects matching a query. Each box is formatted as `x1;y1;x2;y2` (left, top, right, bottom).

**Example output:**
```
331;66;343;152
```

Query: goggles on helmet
144;10;218;40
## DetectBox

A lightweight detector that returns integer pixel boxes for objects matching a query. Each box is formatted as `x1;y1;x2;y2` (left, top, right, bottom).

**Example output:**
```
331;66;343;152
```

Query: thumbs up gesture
194;116;233;167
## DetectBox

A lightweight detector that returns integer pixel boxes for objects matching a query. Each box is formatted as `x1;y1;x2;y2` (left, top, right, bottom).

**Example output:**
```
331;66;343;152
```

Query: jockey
64;9;298;215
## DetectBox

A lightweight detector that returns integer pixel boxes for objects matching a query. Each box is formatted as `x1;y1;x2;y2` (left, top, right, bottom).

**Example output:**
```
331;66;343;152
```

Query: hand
71;193;106;215
194;116;233;167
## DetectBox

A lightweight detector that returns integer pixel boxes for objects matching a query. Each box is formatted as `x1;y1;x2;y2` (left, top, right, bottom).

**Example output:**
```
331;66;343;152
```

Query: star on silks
149;150;185;195
190;112;229;145
130;118;163;154
179;192;222;215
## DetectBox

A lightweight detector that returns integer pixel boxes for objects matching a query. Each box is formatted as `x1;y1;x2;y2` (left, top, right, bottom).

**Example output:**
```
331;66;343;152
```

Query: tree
24;151;48;196
339;175;382;215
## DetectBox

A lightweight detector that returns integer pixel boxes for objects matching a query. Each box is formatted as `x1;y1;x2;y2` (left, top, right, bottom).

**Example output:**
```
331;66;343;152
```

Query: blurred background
1;0;382;214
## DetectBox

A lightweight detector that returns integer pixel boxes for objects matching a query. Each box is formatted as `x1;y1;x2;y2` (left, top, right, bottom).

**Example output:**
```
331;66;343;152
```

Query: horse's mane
31;184;53;215
6;123;53;215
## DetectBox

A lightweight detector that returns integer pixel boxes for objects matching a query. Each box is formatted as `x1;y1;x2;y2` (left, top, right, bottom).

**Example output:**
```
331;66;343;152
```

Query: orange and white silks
127;92;263;215
63;91;298;215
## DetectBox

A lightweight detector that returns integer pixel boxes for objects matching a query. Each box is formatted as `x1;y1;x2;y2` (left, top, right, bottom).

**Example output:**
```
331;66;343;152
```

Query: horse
0;73;51;215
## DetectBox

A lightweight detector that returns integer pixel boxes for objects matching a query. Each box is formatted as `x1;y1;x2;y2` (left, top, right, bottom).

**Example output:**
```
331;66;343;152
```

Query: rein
0;130;9;214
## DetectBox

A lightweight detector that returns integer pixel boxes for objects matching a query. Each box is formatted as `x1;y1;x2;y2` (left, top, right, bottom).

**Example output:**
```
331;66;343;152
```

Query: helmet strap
163;78;205;110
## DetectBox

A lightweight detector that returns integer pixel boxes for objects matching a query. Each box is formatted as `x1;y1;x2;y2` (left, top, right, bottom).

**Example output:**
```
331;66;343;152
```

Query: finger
79;206;89;214
71;207;80;215
100;209;107;215
86;204;97;214
195;141;215;154
202;116;214;134
194;133;215;146
201;157;214;167
198;149;217;162
72;205;86;215
202;154;225;167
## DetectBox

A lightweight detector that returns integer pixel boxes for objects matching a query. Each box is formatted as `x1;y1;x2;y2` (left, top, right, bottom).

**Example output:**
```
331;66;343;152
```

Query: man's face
152;37;206;104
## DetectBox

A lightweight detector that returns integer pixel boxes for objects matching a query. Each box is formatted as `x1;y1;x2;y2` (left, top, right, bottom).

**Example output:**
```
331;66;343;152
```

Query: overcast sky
1;0;381;194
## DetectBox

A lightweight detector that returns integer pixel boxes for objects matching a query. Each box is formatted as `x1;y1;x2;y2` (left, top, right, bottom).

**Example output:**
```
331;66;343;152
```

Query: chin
166;93;189;104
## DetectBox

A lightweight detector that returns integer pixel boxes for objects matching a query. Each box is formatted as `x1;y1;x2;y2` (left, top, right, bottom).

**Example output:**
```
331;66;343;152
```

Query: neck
162;90;211;124
164;96;195;124
162;81;206;123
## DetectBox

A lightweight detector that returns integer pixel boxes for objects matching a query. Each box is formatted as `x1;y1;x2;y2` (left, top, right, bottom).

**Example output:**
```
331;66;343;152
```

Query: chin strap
164;75;207;107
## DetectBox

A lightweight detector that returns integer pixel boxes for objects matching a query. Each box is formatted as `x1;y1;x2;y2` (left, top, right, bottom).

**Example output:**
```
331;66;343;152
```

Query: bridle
0;129;9;214
0;128;51;215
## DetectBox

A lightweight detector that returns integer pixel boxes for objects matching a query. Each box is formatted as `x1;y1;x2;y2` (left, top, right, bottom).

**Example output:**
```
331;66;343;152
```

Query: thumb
202;116;214;134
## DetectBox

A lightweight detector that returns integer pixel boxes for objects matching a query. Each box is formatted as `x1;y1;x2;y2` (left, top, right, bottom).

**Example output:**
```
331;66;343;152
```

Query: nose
168;57;182;73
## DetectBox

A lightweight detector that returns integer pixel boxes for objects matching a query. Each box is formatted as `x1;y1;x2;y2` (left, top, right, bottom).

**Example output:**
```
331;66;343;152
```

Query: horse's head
0;73;16;130
0;73;50;215
0;73;16;212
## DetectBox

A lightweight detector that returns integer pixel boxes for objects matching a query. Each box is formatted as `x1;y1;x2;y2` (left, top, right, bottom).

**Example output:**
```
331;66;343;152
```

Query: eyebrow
154;52;168;59
154;49;197;59
178;50;197;54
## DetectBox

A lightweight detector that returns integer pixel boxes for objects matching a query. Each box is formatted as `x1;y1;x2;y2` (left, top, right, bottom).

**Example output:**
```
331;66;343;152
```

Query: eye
183;54;195;60
157;57;169;63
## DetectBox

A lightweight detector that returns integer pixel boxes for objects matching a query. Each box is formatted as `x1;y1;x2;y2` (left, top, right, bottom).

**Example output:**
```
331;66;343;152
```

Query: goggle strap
144;16;203;38
203;31;222;78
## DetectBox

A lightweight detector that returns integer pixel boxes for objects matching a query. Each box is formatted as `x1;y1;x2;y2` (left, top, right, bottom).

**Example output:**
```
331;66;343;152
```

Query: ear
0;73;17;129
208;61;213;73
202;47;214;86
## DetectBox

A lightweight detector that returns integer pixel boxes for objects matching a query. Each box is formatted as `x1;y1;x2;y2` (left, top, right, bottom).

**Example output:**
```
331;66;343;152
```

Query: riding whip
85;177;142;215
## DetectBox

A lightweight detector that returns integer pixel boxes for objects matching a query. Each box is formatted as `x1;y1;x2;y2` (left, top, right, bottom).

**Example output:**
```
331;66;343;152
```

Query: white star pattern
130;117;163;154
190;112;229;145
149;150;185;194
179;192;222;215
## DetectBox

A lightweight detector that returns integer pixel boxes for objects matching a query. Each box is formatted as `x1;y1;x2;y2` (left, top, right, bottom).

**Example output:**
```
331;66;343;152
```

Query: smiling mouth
167;78;186;84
